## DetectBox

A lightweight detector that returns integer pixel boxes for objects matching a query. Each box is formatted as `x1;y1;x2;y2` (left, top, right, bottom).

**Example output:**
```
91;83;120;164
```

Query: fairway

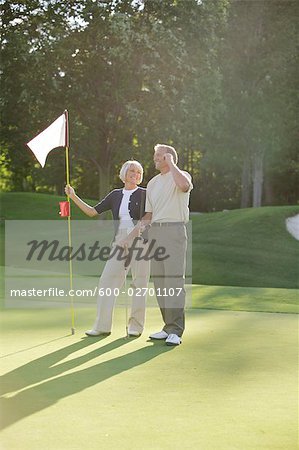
0;307;297;450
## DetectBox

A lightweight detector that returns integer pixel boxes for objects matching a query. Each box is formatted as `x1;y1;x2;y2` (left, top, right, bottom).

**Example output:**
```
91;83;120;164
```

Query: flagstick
65;110;75;335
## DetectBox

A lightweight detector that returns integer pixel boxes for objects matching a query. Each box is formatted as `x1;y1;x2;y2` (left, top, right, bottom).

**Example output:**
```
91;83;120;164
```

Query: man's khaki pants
149;223;187;337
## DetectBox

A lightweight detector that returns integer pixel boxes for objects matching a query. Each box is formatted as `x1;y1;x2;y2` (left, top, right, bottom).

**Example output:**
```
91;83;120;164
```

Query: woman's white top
118;187;138;232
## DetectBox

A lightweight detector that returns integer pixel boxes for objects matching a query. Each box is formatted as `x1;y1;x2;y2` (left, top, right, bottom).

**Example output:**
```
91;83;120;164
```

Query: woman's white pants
91;231;150;334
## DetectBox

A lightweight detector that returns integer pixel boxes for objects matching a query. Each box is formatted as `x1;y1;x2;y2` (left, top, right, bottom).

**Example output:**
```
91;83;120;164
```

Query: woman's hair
154;144;178;164
119;160;143;183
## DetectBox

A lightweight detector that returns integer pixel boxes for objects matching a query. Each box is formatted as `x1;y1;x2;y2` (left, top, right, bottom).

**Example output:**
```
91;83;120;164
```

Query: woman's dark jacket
94;187;146;237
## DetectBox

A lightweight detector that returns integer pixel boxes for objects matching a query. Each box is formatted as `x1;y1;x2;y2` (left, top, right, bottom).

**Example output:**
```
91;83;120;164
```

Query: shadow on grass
0;336;117;396
0;337;173;430
0;335;71;359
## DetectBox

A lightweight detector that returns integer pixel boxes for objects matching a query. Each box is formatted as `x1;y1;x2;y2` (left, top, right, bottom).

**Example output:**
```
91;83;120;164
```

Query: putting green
0;307;298;450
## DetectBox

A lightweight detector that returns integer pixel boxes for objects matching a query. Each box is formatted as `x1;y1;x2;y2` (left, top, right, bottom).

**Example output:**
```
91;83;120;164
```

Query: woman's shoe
128;330;141;337
85;330;111;337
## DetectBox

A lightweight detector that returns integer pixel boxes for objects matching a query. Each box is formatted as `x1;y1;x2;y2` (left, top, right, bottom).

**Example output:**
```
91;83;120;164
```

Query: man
142;144;193;346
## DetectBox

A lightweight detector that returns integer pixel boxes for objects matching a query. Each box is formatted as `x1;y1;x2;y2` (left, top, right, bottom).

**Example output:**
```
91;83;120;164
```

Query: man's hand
165;159;192;192
163;153;175;167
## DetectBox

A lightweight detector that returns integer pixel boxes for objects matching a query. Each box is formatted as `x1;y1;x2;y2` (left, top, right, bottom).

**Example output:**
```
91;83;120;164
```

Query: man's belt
151;222;185;227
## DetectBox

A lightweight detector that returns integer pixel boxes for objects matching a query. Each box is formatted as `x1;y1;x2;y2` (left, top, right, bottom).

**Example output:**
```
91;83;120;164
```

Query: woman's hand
65;184;75;198
117;238;130;250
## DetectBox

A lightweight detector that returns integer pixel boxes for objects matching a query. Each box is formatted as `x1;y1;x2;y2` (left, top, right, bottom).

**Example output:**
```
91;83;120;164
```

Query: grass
0;191;97;220
191;205;299;288
0;192;298;313
0;307;298;450
192;284;298;314
0;193;298;449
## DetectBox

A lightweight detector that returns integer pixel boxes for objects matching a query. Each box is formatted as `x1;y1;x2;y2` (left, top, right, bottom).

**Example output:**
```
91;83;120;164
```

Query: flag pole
64;109;75;335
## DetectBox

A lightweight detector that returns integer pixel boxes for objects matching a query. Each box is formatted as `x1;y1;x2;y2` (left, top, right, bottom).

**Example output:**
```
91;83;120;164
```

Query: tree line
1;0;298;211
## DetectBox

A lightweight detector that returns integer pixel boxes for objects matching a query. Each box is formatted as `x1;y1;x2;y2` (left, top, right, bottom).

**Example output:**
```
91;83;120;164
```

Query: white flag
27;113;66;167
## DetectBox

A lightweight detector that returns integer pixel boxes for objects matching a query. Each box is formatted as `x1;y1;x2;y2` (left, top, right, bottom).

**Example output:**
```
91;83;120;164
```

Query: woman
65;160;149;337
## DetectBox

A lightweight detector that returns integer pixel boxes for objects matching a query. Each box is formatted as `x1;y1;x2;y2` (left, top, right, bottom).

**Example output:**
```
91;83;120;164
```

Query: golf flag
27;113;66;167
26;111;75;334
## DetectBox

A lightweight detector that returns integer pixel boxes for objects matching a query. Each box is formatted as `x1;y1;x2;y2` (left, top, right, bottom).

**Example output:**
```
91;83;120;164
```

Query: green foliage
0;146;13;191
1;0;298;209
218;0;299;207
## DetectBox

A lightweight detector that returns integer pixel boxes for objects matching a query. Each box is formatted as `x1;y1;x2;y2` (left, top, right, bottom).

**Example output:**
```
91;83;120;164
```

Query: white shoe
85;330;111;337
128;330;141;337
149;330;169;340
165;334;181;346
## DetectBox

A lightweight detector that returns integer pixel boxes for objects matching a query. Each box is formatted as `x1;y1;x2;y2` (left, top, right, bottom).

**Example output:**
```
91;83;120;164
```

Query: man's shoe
165;334;181;346
149;330;169;340
85;330;111;337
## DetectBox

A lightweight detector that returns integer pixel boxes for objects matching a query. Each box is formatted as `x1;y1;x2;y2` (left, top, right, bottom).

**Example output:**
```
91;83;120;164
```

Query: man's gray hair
154;144;178;164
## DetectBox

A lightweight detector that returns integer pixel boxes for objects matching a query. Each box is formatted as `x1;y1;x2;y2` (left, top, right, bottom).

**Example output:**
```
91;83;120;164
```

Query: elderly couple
65;144;193;346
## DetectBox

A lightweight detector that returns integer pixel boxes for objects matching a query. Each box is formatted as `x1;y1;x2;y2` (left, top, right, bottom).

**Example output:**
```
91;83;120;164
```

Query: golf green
0;307;297;449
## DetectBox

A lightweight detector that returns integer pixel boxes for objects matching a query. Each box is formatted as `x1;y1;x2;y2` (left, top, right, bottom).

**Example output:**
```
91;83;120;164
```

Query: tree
0;0;84;191
220;0;299;207
1;0;298;211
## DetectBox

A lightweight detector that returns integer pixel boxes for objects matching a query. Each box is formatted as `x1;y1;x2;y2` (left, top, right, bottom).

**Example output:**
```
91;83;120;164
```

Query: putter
124;245;130;339
123;227;142;339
